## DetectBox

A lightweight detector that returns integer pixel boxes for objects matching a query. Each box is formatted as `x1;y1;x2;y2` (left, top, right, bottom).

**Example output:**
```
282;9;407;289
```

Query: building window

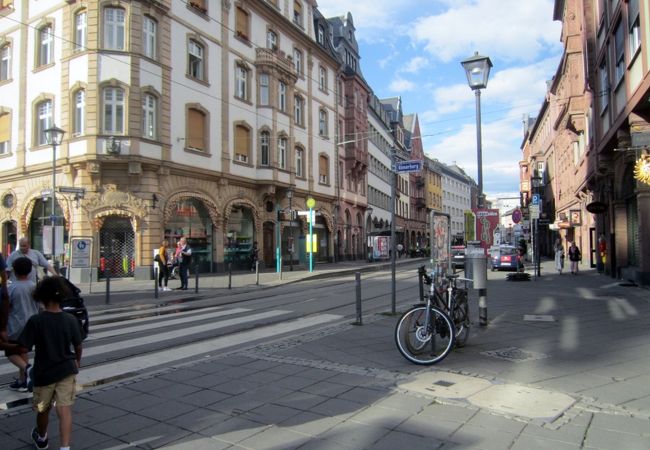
0;45;10;81
143;16;157;60
74;11;87;52
234;124;250;163
296;147;303;177
0;112;10;154
260;130;270;166
259;73;269;105
317;25;324;44
293;48;302;74
187;107;206;151
142;93;156;139
614;20;625;85
319;66;326;91
189;0;207;13
293;1;302;26
318;109;328;136
36;100;53;146
319;154;329;184
599;60;608;113
104;7;125;51
188;39;204;81
235;64;249;100
103;87;125;134
73;89;85;136
294;95;303;126
266;30;277;50
278;137;287;169
235;7;249;40
629;0;641;57
278;81;286;112
38;25;54;67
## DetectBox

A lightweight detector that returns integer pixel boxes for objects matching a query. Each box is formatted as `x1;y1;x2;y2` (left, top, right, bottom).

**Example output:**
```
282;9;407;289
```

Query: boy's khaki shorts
33;375;76;412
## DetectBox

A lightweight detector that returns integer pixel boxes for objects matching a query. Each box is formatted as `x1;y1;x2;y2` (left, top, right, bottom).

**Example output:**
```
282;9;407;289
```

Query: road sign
531;194;540;205
59;186;86;195
395;160;423;173
529;204;540;219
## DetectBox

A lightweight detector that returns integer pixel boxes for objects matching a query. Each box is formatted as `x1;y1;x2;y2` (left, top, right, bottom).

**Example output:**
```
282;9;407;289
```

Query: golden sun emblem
634;155;650;185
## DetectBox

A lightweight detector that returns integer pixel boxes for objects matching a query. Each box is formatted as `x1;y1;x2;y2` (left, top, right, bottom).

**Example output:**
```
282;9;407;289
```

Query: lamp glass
461;53;492;90
44;125;65;146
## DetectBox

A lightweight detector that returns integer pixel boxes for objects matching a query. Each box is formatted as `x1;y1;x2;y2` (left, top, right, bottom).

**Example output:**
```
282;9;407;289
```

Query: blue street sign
531;194;540;205
395;160;423;173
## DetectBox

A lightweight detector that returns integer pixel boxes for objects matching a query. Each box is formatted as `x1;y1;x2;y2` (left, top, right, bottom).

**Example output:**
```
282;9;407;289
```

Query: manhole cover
434;380;455;387
481;347;549;363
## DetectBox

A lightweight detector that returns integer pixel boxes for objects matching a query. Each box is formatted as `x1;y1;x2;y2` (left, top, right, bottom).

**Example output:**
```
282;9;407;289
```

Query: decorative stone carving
82;184;149;227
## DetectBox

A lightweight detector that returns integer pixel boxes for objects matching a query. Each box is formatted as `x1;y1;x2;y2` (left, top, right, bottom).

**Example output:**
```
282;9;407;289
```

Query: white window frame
296;147;303;177
266;30;277;50
188;39;204;80
74;11;87;52
319;109;327;136
103;87;125;134
278;137;287;169
235;65;248;100
614;20;625;85
104;7;125;51
143;16;157;60
73;89;85;136
260;131;270;166
39;25;53;66
259;73;269;105
37;100;53;146
294;95;303;126
0;45;10;81
319;66;326;90
142;93;156;139
293;48;302;74
278;81;286;112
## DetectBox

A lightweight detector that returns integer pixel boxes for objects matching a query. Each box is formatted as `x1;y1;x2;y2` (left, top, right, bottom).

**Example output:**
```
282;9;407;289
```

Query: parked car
490;245;520;271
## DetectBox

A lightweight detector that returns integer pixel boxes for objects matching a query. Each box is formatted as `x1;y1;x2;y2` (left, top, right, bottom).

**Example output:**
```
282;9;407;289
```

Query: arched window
37;24;54;67
278;137;287;169
74;10;87;51
260;130;270;166
143;16;157;59
188;39;205;81
35;99;53;145
103;7;125;50
142;93;157;139
103;87;125;134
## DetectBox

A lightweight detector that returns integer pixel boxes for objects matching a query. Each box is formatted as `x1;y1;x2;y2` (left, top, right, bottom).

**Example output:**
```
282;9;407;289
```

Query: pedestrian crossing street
0;303;344;409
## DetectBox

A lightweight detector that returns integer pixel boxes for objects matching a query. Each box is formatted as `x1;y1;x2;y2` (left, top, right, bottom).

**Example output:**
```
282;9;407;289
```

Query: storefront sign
586;201;607;214
70;237;93;268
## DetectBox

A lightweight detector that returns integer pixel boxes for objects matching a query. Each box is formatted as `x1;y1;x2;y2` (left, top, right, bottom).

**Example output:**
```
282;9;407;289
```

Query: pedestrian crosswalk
0;303;344;410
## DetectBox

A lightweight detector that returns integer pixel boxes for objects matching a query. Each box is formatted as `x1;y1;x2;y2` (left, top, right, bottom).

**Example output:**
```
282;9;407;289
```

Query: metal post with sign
306;197;316;272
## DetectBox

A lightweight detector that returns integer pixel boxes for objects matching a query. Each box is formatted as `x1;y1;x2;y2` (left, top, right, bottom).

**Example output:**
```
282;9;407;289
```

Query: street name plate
395;160;423;173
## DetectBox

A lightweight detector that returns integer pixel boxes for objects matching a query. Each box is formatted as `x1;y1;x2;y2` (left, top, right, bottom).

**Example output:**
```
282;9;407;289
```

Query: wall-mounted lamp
152;193;159;209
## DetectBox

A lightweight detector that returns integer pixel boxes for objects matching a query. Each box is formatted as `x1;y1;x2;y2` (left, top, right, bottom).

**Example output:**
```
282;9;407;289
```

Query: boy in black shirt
2;276;83;450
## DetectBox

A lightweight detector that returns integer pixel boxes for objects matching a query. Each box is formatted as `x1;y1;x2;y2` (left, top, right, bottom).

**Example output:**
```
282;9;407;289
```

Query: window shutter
0;113;9;142
235;125;249;158
319;155;327;177
187;109;204;150
236;8;248;37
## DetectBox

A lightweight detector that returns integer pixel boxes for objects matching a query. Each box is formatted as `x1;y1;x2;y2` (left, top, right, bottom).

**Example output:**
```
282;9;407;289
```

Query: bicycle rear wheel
452;290;470;348
395;305;455;365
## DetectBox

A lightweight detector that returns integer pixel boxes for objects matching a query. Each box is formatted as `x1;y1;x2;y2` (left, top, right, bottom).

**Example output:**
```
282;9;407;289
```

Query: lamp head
44;125;66;146
461;52;492;90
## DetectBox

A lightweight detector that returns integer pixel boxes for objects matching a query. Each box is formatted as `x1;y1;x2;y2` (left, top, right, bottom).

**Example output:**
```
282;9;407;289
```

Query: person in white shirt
6;237;57;283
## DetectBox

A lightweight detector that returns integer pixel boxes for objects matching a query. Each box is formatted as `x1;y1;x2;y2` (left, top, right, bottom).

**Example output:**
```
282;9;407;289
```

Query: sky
316;0;563;200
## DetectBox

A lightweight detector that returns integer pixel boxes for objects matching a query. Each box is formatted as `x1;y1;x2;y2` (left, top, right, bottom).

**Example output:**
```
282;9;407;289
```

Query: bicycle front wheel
395;305;455;365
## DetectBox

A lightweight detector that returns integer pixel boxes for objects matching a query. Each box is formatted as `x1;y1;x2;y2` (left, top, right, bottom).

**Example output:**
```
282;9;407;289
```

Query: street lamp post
461;52;492;209
461;52;492;327
286;187;294;271
366;206;373;262
531;175;543;277
44;125;65;273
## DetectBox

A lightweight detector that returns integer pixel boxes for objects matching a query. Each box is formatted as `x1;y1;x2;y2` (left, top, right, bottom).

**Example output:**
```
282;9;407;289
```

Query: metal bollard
154;265;159;299
418;267;424;303
228;263;232;290
255;261;259;285
354;272;362;325
105;272;111;305
195;264;199;293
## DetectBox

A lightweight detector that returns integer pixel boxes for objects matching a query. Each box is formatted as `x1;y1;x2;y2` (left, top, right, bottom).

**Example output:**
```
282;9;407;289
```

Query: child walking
0;256;38;392
13;276;83;450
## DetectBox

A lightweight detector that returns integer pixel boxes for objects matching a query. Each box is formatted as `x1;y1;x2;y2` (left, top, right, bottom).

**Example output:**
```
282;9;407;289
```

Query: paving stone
449;425;517;450
396;415;463;439
197;416;269;444
583;426;650;450
520;422;587;445
348;405;412;429
371;429;446;450
119;421;191;449
177;387;230;407
210;378;263;395
127;376;178;393
418;402;479;423
301;380;353;398
271;391;329;411
150;382;202;399
463;410;527;434
136;399;197;421
90;413;159;438
308;397;366;418
317;419;391;449
160;435;233;450
589;411;650;435
372;392;432;414
238;424;313;449
114;392;167;412
166;408;231;433
278;411;345;437
243;403;303;425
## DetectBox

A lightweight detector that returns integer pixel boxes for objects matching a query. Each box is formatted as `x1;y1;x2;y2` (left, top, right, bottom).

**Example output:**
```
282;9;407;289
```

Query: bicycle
394;266;471;365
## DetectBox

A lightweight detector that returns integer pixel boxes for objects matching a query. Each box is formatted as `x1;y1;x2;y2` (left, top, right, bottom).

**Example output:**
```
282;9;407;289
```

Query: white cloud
401;56;428;73
410;0;561;63
389;77;417;92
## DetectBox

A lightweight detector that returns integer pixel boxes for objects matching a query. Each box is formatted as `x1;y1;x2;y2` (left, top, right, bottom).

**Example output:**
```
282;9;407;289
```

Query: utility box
465;242;487;289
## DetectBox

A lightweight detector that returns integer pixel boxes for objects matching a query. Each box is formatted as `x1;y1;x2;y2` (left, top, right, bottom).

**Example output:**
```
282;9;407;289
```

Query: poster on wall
430;212;451;275
372;236;389;260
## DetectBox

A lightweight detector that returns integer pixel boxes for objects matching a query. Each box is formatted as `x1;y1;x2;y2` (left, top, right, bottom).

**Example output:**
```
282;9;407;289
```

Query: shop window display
165;198;213;272
224;206;254;269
